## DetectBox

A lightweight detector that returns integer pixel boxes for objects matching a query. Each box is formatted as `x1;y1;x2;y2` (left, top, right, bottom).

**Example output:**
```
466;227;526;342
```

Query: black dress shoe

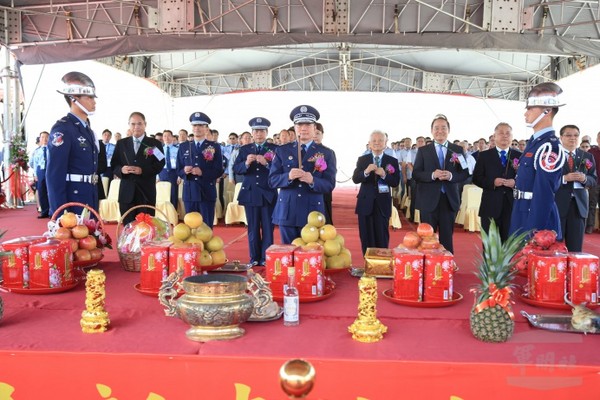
37;214;50;219
585;227;594;234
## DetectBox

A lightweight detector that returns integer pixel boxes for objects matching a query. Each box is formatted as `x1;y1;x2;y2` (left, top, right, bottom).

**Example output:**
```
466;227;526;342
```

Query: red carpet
0;188;599;399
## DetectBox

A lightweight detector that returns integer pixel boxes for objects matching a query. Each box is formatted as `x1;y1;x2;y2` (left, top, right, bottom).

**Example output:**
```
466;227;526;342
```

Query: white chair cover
99;179;121;222
225;183;247;225
155;181;179;225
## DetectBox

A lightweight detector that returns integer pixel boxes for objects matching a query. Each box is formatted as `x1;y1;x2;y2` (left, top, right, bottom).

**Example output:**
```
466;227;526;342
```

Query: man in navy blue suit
47;71;100;216
509;82;567;240
353;130;401;254
268;105;337;243
176;112;224;228
233;117;278;265
158;129;180;207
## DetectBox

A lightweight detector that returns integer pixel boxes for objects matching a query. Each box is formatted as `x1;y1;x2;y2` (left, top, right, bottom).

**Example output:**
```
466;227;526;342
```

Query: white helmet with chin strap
525;82;565;128
57;71;97;115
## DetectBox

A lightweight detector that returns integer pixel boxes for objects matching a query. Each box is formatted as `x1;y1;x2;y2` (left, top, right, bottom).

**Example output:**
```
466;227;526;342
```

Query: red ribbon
134;213;155;225
474;284;515;320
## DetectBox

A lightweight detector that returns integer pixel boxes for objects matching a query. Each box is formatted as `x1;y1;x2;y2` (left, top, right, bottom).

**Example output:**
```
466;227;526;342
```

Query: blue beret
189;112;211;125
290;105;320;124
249;117;271;130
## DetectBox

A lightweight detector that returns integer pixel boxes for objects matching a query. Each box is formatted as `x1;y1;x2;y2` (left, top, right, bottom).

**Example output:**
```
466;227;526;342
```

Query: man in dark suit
97;140;107;201
233;117;278;265
555;125;597;251
413;114;469;253
158;129;180;207
111;111;165;225
353;130;401;254
176;112;224;228
472;122;521;242
268;105;337;244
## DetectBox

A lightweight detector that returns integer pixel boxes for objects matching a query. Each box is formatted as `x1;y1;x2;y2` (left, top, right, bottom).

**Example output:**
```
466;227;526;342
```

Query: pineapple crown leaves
474;220;529;304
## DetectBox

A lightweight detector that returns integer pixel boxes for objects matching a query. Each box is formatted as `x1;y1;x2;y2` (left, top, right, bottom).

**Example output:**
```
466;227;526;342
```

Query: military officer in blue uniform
176;112;224;228
509;82;567;240
158;129;180;207
268;105;337;243
233;117;278;265
30;131;50;218
47;71;99;215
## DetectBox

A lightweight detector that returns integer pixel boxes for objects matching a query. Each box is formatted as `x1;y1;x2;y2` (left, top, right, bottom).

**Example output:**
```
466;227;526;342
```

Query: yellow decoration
146;393;166;400
0;382;15;400
234;383;265;400
96;383;112;398
348;276;387;343
80;269;110;333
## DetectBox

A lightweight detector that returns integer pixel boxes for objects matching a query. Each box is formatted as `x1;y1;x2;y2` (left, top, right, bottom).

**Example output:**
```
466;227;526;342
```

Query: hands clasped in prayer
245;154;268;166
364;163;387;178
288;168;314;184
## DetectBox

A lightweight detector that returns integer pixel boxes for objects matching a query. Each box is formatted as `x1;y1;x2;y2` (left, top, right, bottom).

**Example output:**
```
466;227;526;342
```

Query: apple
60;212;78;229
71;225;89;239
89;248;103;260
79;235;97;250
74;249;91;261
54;227;72;240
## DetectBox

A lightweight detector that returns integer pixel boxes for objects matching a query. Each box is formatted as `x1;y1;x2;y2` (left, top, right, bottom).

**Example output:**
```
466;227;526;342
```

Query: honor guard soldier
176;112;224;228
268;105;337;244
509;82;567;239
47;71;100;215
233;117;278;266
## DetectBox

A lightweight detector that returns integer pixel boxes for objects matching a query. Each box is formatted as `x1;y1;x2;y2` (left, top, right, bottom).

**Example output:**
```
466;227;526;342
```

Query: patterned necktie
568;152;574;171
134;139;141;153
374;155;380;167
437;144;445;168
301;144;306;159
166;146;171;170
500;150;507;167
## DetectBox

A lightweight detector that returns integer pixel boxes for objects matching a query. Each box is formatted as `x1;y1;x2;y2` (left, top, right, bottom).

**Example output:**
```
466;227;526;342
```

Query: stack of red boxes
566;253;599;305
527;252;568;304
168;243;202;283
392;247;424;301
0;236;46;288
28;239;74;289
392;247;455;302
293;246;324;297
140;241;172;292
265;244;297;297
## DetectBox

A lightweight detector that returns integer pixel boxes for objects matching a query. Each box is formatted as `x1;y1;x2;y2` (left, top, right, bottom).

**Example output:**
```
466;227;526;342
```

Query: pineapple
470;220;527;343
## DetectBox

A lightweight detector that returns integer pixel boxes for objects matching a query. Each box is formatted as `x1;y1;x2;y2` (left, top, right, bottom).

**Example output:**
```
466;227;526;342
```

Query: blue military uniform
30;145;49;217
233;117;278;265
509;128;564;239
176;112;224;228
158;142;180;207
47;113;99;215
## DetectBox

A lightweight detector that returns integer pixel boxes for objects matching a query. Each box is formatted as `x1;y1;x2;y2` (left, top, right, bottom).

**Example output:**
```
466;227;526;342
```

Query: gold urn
160;273;254;341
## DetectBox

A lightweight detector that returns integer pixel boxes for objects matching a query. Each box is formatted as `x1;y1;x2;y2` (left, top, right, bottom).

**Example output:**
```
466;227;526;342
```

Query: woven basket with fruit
117;206;171;272
46;202;112;268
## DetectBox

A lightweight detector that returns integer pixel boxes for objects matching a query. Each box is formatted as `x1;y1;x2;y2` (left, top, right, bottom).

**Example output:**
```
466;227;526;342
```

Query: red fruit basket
116;205;171;272
50;202;109;269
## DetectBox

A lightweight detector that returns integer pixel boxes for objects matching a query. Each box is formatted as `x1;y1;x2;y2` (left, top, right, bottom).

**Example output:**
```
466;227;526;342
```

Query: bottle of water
283;266;299;326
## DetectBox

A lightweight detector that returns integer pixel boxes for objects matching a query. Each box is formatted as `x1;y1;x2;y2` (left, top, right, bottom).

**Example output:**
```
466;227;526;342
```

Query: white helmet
57;71;97;97
525;82;565;108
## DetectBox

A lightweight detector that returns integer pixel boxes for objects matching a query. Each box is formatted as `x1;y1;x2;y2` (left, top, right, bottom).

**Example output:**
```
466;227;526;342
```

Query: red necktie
568;152;574;171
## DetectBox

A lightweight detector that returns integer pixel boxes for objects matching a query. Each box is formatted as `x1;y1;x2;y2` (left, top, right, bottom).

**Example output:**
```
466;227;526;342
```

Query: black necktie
166;146;171;170
301;144;306;159
43;146;47;164
196;142;201;152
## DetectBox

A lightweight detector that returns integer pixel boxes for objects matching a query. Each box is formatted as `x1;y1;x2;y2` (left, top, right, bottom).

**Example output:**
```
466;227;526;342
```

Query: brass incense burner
159;273;254;341
279;359;316;398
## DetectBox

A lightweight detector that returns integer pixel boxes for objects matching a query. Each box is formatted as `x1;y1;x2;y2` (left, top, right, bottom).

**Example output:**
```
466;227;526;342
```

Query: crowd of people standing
26;72;599;265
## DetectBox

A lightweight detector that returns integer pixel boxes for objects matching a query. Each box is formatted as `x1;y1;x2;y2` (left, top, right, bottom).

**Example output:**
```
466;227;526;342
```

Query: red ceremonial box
1;236;46;288
528;252;567;304
567;253;599;305
423;250;454;302
168;243;202;282
28;239;74;289
265;244;296;297
140;241;171;292
293;246;324;297
392;247;424;301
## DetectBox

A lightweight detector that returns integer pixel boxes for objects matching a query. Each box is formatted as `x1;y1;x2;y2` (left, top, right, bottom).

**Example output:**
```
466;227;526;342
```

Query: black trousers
419;193;456;254
561;197;585;252
480;196;512;243
357;202;390;256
